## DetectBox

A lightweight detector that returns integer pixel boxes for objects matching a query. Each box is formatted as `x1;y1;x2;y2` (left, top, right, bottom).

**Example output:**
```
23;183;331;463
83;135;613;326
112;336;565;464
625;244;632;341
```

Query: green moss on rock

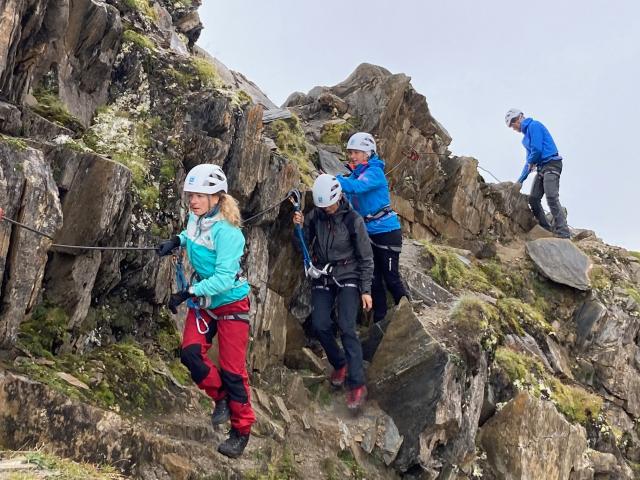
495;297;553;337
31;88;84;131
320;121;352;146
191;57;222;89
494;347;545;385
549;378;602;425
123;29;156;52
450;296;501;351
122;0;157;20
495;347;602;426
624;284;640;306
270;116;315;186
589;265;612;291
168;359;190;386
0;134;28;151
19;302;70;358
1;450;123;479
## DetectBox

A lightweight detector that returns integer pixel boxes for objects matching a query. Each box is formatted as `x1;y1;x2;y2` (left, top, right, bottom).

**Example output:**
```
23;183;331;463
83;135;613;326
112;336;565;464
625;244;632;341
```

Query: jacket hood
316;197;352;221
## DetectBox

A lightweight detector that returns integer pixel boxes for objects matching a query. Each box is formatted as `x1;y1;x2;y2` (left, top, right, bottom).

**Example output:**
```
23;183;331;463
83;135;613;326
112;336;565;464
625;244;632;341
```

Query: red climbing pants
180;297;255;434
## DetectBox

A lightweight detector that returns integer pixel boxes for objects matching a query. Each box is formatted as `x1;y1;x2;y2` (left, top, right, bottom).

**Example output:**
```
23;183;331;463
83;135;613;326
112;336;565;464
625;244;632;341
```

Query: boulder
526;238;592;290
369;298;485;472
479;392;588;480
0;142;63;347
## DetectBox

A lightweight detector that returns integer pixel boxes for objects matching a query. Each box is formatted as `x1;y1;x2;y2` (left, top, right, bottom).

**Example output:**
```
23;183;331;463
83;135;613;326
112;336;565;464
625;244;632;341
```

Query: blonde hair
217;193;242;227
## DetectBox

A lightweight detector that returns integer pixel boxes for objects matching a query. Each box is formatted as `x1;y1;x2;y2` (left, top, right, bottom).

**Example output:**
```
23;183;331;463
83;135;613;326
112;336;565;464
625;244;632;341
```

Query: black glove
168;290;191;314
157;236;180;256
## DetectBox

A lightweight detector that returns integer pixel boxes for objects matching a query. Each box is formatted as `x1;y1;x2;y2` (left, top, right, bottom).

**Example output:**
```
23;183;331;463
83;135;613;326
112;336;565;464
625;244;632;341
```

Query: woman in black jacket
293;174;374;410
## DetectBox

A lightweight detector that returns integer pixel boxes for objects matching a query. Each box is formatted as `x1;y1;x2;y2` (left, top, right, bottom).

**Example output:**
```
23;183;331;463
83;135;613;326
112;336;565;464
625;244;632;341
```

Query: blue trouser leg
335;285;365;388
311;286;346;371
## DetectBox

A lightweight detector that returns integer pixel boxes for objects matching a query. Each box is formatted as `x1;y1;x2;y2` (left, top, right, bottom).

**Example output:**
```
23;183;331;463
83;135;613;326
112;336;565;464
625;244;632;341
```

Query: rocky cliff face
0;1;639;479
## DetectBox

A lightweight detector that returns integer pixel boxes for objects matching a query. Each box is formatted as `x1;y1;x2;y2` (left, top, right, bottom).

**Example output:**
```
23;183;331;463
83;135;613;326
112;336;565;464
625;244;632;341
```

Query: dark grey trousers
529;160;570;237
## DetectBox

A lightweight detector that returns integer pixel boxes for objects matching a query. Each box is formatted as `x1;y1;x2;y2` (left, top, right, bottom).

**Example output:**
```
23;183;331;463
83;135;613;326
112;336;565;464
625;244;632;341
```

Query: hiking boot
330;365;347;387
210;397;230;426
347;385;367;410
217;428;250;458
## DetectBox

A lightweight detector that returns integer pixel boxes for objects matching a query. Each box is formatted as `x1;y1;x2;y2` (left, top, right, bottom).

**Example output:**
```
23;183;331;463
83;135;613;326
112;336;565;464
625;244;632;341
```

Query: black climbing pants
311;279;365;388
369;229;408;323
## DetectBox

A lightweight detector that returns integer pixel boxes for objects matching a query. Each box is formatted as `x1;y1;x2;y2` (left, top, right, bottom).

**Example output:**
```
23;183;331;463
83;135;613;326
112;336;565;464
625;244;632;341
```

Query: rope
241;194;292;225
174;250;209;334
1;217;157;251
477;165;502;183
287;189;312;270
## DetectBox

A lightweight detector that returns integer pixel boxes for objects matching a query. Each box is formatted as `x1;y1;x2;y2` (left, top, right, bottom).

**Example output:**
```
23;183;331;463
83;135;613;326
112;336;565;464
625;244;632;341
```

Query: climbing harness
370;240;402;253
364;205;394;223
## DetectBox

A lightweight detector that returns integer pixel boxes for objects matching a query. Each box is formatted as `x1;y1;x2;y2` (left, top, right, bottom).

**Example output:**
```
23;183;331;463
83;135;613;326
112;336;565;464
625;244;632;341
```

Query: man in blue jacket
337;132;409;361
505;109;570;238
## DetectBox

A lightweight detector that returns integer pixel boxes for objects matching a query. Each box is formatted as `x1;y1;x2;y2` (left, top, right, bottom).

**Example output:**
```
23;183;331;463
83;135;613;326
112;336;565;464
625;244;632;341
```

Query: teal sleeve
191;227;245;297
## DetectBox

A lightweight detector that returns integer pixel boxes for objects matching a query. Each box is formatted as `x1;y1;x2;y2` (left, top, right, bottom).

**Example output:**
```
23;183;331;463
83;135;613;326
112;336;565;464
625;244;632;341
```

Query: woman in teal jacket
157;164;253;459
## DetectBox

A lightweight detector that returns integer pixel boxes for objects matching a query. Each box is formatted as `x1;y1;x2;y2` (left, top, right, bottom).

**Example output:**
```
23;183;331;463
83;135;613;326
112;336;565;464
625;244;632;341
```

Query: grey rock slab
318;148;349;176
526;238;592;290
479;392;588;480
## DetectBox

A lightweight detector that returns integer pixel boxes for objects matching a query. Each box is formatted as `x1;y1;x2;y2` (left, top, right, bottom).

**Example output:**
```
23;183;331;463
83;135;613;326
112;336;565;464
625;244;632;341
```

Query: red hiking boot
347;385;367;410
330;366;347;387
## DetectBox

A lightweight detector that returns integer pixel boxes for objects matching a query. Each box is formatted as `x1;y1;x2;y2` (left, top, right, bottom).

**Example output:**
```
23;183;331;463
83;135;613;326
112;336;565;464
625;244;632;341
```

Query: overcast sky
198;1;639;250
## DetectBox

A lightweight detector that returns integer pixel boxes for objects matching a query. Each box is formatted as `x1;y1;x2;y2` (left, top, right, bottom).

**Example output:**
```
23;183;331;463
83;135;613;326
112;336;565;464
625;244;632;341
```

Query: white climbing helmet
183;164;228;195
505;108;523;127
346;132;377;155
312;174;342;208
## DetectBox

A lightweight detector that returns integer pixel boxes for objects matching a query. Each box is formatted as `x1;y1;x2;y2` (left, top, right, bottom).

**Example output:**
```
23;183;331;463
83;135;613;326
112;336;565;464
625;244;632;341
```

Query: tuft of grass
629;251;640;262
168;359;191;386
270;115;315;186
0;450;124;479
450;296;501;352
244;448;301;480
191;57;223;89
123;29;156;52
308;381;333;408
0;133;28;151
495;297;553;337
337;450;366;480
494;346;602;425
548;378;602;425
589;265;612;291
320;121;352;146
122;0;158;20
19;302;70;358
420;241;494;293
494;346;545;386
31;87;84;131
